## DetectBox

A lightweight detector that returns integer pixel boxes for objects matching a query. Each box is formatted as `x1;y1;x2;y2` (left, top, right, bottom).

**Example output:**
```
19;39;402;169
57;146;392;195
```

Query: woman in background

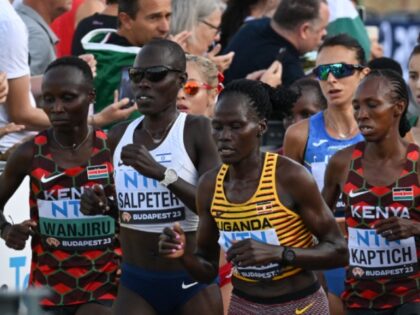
170;0;235;72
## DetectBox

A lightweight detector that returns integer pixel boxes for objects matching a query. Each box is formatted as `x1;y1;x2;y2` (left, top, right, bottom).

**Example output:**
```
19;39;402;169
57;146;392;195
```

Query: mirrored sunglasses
128;65;183;83
183;80;214;96
312;63;365;81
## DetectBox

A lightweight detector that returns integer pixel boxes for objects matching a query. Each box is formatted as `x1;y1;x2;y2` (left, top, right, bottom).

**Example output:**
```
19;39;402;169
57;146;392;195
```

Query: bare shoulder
107;120;131;151
328;145;355;173
185;114;211;130
4;137;35;175
198;166;220;190
276;154;311;184
283;118;309;162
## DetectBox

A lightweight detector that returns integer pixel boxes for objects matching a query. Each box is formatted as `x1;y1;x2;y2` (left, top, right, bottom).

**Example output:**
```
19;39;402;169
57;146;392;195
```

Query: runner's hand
4;220;37;250
80;184;109;215
375;217;420;240
121;144;166;180
227;239;281;266
159;222;186;259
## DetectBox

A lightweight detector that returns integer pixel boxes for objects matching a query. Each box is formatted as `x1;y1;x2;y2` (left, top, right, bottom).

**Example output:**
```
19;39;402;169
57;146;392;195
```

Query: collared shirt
15;3;58;75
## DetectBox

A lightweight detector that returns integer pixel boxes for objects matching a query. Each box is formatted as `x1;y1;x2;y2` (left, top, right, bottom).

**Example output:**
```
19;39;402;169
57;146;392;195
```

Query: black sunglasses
312;63;365;81
128;65;183;83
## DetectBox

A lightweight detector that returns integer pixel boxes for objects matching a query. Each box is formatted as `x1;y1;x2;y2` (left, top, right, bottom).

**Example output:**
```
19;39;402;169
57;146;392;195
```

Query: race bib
348;227;418;279
218;229;281;280
115;169;186;225
38;199;115;250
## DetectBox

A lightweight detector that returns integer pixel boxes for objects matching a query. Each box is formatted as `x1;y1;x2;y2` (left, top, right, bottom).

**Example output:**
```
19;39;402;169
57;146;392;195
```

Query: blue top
304;112;363;215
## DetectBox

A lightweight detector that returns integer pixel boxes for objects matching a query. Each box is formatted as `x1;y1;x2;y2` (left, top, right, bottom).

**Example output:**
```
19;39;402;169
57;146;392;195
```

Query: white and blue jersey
113;113;199;233
304;112;363;216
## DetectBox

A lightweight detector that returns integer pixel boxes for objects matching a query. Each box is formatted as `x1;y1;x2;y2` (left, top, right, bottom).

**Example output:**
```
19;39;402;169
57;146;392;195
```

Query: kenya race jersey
29;129;119;306
211;152;314;282
342;142;420;309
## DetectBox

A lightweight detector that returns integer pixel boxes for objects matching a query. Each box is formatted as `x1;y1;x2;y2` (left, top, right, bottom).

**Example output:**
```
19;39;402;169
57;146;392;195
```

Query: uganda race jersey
211;152;315;282
29;129;120;306
342;142;420;309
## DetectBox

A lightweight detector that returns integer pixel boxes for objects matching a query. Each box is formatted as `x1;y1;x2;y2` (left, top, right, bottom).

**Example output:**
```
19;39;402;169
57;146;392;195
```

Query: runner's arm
275;157;349;269
283;119;308;163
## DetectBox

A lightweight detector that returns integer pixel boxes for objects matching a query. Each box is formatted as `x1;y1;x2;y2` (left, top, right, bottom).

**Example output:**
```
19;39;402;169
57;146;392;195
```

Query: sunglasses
312;63;365;81
183;80;214;96
128;65;183;83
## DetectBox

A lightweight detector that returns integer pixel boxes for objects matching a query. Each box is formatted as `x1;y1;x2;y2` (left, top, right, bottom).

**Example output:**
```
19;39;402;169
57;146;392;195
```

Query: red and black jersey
28;129;120;306
342;142;420;309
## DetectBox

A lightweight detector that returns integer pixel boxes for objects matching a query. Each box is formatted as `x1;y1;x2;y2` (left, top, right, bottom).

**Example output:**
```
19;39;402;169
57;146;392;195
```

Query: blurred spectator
82;0;173;128
366;25;383;60
15;0;72;75
170;0;234;72
0;0;49;157
71;0;118;56
219;0;280;50
223;0;329;85
246;60;282;87
75;0;106;26
50;0;84;57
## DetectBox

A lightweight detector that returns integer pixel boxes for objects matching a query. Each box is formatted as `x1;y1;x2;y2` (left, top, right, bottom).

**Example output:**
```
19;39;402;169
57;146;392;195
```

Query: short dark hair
106;0;118;4
368;57;403;76
141;39;187;71
118;0;139;19
218;79;299;121
273;0;326;30
44;56;93;88
318;33;367;65
363;69;410;137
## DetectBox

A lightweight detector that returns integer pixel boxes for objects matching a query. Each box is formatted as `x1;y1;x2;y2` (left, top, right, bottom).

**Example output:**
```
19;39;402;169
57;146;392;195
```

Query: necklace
52;127;91;151
326;114;358;139
143;115;178;144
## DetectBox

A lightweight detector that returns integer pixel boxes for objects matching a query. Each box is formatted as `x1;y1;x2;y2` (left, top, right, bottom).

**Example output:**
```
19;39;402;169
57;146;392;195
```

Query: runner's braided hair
364;69;411;137
44;56;93;89
218;79;299;120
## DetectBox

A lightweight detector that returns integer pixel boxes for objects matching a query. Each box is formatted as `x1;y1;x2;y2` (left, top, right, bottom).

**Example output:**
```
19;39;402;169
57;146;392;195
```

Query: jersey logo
87;165;109;180
349;189;369;198
40;172;65;184
256;201;273;214
181;281;198;289
295;302;314;314
312;139;328;147
392;187;413;201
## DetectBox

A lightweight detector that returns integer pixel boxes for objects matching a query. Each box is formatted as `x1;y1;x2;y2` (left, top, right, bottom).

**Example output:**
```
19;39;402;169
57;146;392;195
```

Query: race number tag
348;227;418;279
218;229;281;280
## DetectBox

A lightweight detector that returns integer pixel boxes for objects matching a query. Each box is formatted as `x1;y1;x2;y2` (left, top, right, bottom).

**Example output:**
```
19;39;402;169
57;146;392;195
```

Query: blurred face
315;45;367;108
352;77;403;142
188;9;221;55
124;0;171;46
41;67;93;129
212;93;264;164
301;2;329;53
408;53;420;106
177;62;217;116
283;91;322;129
130;45;185;116
49;0;73;20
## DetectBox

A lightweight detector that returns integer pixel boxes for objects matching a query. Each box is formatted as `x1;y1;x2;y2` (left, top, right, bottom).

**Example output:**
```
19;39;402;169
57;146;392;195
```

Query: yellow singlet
211;152;315;282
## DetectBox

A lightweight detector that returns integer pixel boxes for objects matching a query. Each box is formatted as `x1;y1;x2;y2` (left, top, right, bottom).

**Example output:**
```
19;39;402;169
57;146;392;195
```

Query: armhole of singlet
271;153;301;218
210;165;228;211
